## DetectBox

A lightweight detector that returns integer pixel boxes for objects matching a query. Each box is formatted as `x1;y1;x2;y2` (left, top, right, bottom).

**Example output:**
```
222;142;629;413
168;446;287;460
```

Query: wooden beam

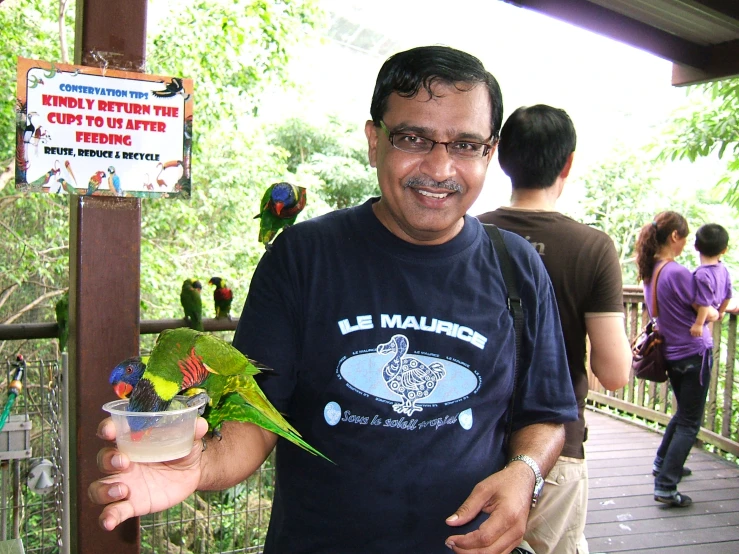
504;0;710;68
672;39;739;85
70;1;147;553
0;319;239;341
691;0;739;21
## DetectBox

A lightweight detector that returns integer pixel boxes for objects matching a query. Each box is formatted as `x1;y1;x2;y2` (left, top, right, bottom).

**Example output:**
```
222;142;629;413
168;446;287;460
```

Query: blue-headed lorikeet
180;278;203;331
208;277;233;320
254;182;307;247
108;327;330;461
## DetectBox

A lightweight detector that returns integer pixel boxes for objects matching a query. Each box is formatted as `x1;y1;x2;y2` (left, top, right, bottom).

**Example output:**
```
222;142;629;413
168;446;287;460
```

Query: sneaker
654;491;692;507
652;466;692;477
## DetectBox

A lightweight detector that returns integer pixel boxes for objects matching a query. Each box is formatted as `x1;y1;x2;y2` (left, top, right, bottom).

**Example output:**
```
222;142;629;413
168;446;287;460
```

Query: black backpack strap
482;224;523;450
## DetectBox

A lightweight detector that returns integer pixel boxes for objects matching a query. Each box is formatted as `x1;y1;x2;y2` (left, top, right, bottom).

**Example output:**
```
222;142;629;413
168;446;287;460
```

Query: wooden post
69;1;147;552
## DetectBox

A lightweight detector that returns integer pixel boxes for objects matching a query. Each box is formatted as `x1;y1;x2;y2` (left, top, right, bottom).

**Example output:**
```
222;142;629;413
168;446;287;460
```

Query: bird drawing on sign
108;166;122;196
155;160;184;189
86;171;106;196
152;77;184;98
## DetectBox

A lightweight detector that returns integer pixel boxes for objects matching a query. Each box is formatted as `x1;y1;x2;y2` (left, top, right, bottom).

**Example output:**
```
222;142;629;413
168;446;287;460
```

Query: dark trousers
654;351;711;493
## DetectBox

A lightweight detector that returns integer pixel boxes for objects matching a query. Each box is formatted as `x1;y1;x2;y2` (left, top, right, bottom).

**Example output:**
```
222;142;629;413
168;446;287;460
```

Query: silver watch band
507;454;544;507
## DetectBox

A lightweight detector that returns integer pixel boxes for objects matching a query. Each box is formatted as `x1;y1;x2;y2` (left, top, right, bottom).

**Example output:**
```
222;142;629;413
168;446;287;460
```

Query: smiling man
89;46;577;554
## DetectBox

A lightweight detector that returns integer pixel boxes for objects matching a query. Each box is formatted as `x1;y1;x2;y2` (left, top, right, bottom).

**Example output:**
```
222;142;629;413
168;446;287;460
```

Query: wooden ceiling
503;0;739;85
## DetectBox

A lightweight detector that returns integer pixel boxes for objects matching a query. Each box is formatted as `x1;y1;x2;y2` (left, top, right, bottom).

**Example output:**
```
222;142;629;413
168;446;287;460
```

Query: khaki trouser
523;456;589;554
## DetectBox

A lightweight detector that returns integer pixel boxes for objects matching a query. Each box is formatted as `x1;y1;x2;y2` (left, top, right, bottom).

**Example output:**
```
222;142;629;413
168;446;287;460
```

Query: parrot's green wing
208;392;332;463
257;210;283;245
192;332;263;377
141;328;332;461
255;183;276;216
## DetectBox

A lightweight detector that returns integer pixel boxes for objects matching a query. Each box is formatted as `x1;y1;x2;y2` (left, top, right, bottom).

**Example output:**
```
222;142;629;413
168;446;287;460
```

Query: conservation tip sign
15;57;193;198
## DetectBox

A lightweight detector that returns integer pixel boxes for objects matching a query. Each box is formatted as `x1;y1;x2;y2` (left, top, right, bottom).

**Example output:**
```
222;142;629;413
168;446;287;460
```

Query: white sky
259;0;702;214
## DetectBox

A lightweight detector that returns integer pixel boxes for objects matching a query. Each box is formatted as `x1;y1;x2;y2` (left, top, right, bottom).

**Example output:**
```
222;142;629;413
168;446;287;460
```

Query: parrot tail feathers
281;431;334;464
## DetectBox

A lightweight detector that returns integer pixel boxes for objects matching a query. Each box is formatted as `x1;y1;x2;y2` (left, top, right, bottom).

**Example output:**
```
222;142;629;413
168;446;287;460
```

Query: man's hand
444;463;532;553
690;323;703;337
87;416;209;531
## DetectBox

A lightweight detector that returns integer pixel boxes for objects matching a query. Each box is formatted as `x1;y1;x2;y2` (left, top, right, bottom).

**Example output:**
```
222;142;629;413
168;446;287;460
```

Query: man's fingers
446;486;489;527
96;447;129;473
88;478;128;506
194;417;208;440
99;501;136;531
445;514;522;553
96;417;116;440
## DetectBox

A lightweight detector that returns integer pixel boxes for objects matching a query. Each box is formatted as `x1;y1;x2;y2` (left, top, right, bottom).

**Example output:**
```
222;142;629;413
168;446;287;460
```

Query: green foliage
147;0;323;137
579;146;739;284
268;116;379;209
0;0;324;353
0;0;75;164
658;78;739;208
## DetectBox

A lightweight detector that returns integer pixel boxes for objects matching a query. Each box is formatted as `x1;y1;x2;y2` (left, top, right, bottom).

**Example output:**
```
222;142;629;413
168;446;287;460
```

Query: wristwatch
508;454;544;508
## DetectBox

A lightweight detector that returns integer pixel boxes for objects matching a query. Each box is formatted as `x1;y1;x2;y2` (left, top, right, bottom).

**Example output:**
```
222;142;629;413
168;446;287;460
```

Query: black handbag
631;261;672;382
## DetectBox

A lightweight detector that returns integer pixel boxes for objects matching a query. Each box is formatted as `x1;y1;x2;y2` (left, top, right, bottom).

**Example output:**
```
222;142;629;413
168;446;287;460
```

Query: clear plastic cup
102;395;206;463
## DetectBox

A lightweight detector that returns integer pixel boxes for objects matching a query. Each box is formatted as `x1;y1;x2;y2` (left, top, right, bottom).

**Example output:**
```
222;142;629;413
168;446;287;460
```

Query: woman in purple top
635;211;719;508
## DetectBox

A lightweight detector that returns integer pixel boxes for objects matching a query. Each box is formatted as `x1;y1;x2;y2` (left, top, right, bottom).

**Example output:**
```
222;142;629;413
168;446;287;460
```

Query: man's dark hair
695;223;730;256
369;45;503;140
498;105;577;190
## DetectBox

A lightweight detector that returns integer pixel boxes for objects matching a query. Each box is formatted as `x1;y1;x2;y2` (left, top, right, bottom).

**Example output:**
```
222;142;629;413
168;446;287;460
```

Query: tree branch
2;289;66;325
0;284;19;312
0;158;13;193
58;0;70;64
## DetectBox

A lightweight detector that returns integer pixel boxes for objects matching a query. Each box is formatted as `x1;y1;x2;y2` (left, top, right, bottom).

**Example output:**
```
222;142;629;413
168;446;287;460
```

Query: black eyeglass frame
379;120;495;159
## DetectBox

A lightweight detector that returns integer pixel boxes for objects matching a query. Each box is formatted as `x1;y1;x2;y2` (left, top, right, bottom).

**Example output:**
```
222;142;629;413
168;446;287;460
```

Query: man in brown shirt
478;104;631;554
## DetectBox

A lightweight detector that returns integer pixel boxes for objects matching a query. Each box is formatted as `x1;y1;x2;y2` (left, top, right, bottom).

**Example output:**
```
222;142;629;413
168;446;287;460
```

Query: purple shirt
693;263;732;309
644;262;708;360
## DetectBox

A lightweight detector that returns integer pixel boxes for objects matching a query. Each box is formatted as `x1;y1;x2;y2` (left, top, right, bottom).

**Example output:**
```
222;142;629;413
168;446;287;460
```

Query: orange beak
274;201;284;215
113;382;133;399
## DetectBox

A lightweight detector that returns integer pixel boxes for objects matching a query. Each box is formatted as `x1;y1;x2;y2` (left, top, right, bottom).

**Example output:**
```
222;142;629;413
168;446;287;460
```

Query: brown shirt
478;208;624;458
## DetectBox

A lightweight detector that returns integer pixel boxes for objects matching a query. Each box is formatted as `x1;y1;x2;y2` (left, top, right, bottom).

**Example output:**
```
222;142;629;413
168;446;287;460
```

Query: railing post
722;315;736;439
68;1;147;553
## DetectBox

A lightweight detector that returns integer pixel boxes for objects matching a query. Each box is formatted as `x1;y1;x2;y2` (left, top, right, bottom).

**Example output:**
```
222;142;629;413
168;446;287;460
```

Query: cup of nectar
102;395;206;463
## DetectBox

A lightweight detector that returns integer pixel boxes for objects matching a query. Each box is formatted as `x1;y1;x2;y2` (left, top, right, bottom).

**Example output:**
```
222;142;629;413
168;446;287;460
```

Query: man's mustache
403;177;462;193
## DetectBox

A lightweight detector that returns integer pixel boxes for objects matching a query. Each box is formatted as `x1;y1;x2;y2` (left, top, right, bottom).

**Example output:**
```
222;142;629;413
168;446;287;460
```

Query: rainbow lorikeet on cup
254;182;307;247
208;277;233;319
180;278;203;331
108;327;330;461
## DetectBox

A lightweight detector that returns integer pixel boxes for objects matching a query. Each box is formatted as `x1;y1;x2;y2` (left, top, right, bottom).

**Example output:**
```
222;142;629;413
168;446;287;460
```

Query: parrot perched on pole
180;278;203;331
254;182;307;247
55;291;69;353
208;277;233;319
108;327;330;461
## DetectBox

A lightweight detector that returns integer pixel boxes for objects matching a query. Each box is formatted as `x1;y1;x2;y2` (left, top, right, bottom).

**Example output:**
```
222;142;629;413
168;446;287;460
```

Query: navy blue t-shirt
234;198;577;554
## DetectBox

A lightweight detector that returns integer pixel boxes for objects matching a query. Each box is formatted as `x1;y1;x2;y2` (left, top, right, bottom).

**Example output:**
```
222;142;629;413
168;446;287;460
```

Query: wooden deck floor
584;409;739;553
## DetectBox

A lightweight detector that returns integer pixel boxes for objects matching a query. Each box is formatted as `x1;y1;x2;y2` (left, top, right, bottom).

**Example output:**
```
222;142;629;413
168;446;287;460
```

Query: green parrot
254;182;307;247
180;278;203;331
109;327;330;461
55;290;69;353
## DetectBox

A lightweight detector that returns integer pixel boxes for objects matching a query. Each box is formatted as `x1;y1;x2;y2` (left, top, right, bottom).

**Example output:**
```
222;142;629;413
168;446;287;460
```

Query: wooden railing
588;285;739;458
1;292;737;459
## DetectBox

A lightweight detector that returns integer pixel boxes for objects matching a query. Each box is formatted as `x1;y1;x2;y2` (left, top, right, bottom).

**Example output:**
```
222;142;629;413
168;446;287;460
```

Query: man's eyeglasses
380;121;494;159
